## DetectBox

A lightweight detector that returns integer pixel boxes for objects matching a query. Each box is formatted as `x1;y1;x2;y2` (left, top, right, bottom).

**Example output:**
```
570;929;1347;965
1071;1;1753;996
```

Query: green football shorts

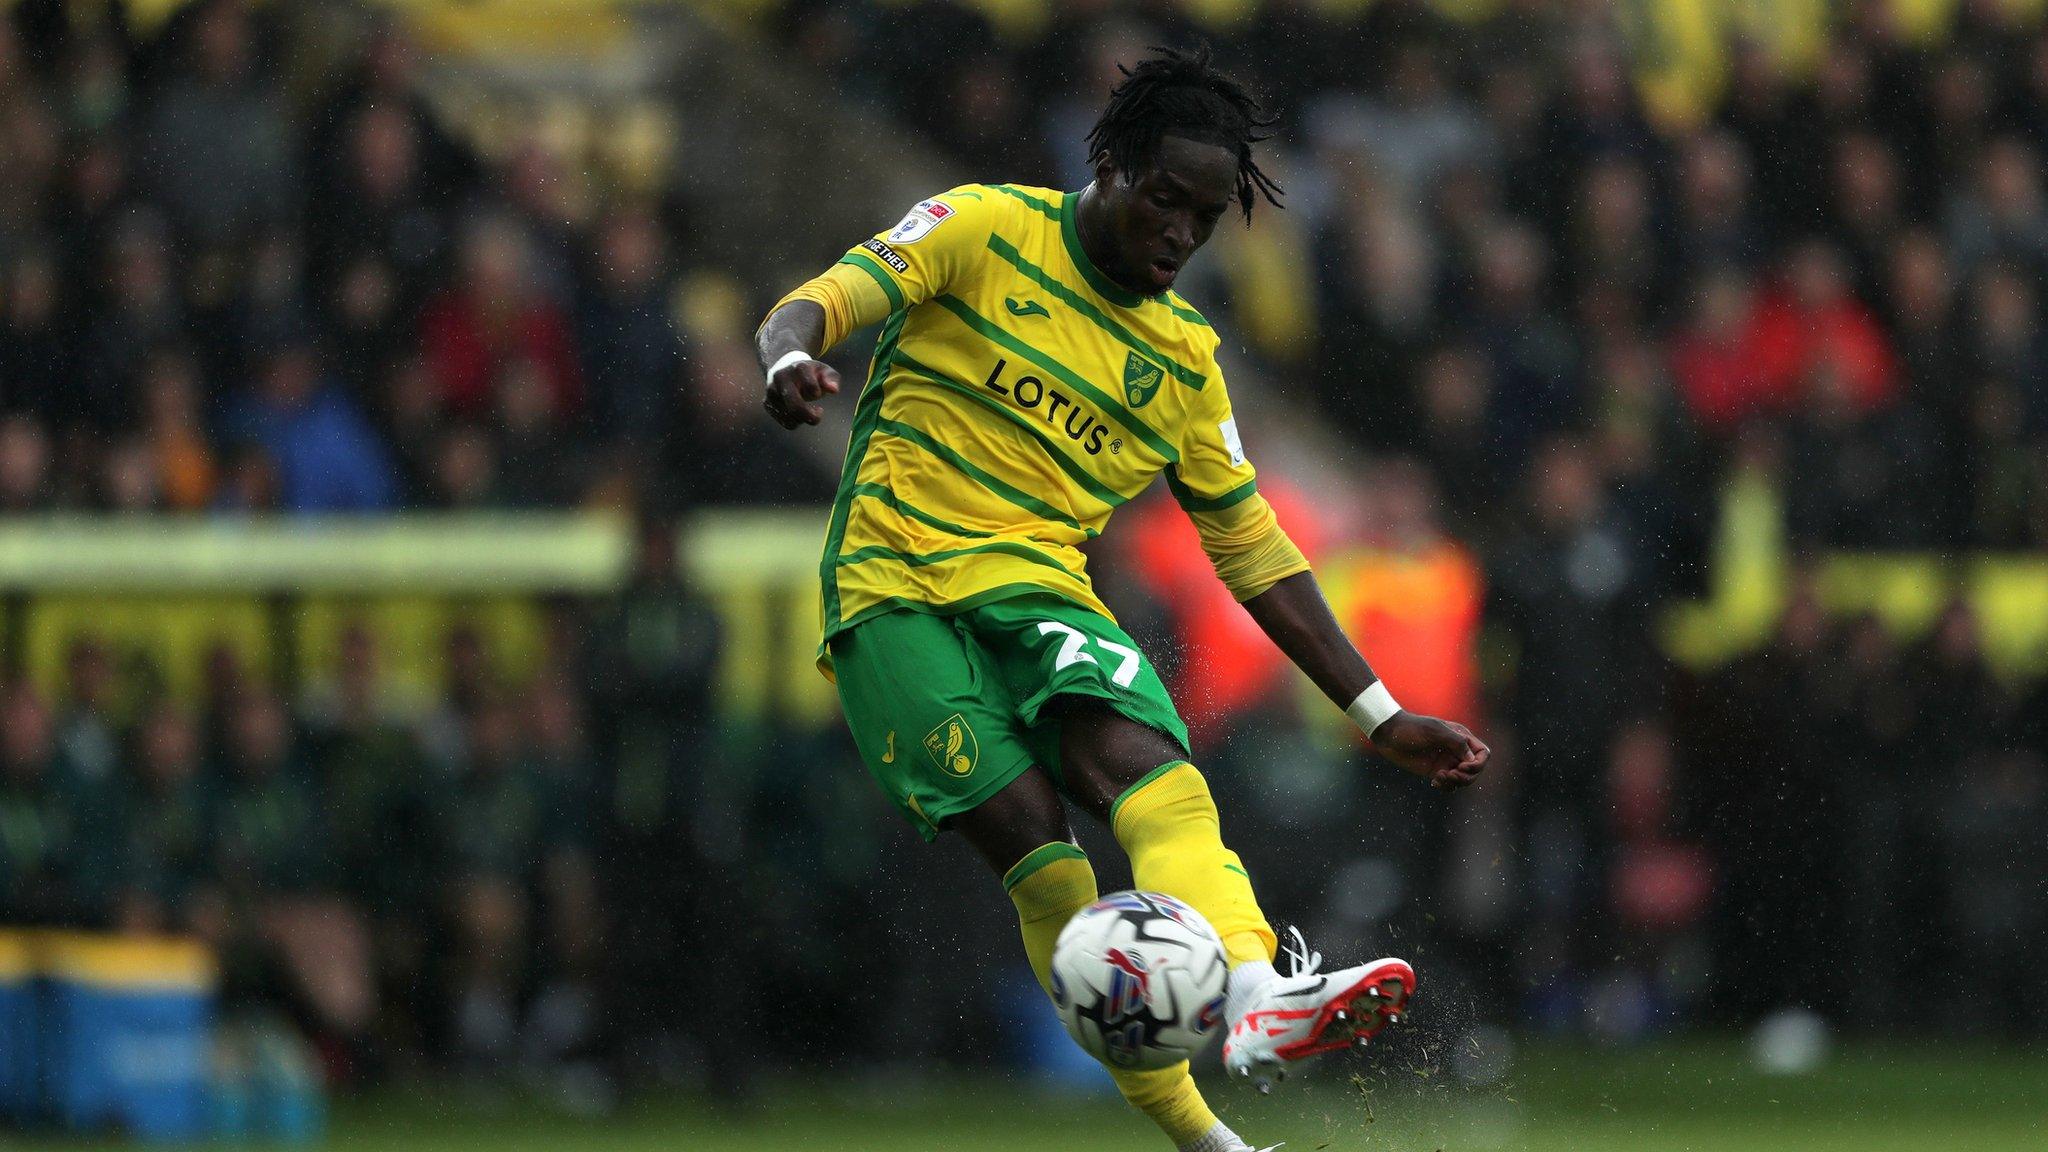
829;593;1190;840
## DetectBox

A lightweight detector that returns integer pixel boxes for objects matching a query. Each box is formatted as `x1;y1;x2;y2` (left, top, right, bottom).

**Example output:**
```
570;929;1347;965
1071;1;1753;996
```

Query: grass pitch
18;1042;2044;1150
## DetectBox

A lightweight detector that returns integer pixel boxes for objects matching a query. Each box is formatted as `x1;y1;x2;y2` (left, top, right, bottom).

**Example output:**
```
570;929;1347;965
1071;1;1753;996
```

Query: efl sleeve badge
886;198;955;245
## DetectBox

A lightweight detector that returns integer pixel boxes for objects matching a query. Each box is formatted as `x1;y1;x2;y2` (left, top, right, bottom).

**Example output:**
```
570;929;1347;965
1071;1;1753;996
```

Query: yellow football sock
1004;842;1219;1147
1112;762;1278;968
1003;842;1098;998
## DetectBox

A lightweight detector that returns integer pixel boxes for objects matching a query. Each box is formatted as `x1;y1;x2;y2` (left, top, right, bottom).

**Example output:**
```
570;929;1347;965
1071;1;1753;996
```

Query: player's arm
1170;382;1488;790
758;299;842;428
758;188;992;430
1241;573;1487;790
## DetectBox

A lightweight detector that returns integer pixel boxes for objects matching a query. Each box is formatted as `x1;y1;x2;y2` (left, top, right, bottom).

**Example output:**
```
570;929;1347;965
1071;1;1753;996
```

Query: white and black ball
1050;890;1229;1071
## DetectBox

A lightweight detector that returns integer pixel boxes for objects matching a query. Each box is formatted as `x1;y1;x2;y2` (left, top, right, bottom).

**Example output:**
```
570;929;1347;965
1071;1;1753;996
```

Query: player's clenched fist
1371;713;1490;791
763;357;840;429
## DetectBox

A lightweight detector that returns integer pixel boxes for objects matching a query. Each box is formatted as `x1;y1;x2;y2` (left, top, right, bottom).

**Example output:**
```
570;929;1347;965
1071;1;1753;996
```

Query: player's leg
970;595;1413;1088
964;594;1282;973
1054;704;1276;969
1059;701;1416;1087
952;752;1237;1150
829;610;1236;1149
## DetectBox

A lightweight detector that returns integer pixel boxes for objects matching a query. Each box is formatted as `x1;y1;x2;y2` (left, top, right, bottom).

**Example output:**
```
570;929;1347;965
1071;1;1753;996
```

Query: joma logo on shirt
981;358;1109;455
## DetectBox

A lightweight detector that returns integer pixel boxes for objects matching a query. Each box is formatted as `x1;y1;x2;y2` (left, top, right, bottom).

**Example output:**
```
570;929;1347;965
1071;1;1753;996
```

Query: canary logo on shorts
924;714;979;777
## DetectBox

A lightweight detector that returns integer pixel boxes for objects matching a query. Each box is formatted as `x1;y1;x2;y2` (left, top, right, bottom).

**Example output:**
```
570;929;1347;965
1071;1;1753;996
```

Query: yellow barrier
678;510;838;724
0;515;629;594
1;511;2044;720
0;930;215;992
0;931;31;982
40;934;217;993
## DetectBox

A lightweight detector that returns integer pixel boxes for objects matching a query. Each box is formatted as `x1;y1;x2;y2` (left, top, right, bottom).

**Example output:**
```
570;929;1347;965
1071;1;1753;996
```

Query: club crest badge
923;713;978;777
1123;351;1163;409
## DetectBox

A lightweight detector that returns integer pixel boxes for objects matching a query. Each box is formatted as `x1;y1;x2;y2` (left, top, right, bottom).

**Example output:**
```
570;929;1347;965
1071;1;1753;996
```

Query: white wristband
766;349;814;384
1346;681;1402;738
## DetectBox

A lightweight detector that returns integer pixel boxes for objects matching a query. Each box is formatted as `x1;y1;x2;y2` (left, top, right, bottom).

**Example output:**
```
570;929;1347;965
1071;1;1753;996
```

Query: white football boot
1221;927;1415;1092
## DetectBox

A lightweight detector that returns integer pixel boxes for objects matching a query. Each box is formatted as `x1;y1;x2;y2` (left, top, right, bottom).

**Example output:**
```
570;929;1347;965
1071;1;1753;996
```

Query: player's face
1097;135;1237;294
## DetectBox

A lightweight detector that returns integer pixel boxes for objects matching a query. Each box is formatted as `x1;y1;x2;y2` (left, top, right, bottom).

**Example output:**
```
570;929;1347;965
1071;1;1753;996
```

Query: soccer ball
1050;890;1229;1071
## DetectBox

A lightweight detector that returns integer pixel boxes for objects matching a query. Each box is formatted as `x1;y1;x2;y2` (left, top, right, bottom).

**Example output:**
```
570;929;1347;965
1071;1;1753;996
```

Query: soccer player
756;47;1489;1152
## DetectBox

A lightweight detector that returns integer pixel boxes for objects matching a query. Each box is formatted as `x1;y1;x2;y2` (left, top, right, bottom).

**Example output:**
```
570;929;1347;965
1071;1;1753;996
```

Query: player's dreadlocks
1085;44;1284;224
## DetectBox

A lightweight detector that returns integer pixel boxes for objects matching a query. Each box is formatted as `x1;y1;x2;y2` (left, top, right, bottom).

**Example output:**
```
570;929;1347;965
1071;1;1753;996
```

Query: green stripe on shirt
819;311;908;632
985;232;1206;391
835;539;1075;575
838;251;905;312
1167;472;1259;513
1166;295;1211;327
991;184;1059;219
871;416;1087;531
848;482;995;539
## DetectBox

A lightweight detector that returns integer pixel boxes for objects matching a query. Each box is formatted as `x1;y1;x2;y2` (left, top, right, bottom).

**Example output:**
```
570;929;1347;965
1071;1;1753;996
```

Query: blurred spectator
1412;345;1500;534
1492;436;1663;935
517;678;601;1071
1564;156;1666;321
205;687;377;1064
1827;130;1905;297
137;346;218;510
1689;584;1845;1018
1468;223;1579;469
1755;240;1899;412
1938;751;2048;1035
419;215;584;422
1310;40;1489;206
0;413;53;511
302;625;437;928
134;0;294;248
1669;265;1771;432
304;16;472;222
76;213;183;433
307;100;449;335
495;360;575;507
208;687;327;901
575;206;684;444
1671;131;1766;280
57;636;122;786
1963;264;2046;425
117;701;215;934
0;246;68;414
228;330;397;512
0;683;119;926
441;690;592;1072
428;422;500;509
99;434;162;511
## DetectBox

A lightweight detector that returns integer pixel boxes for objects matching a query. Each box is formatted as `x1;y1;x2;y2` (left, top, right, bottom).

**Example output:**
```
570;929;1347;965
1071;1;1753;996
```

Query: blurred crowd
0;0;834;520
5;0;2048;1102
0;538;742;1092
0;626;613;1082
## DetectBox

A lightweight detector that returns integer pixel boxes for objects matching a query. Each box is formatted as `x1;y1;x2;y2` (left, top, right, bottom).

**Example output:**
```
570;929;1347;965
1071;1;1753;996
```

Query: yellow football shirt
774;183;1309;673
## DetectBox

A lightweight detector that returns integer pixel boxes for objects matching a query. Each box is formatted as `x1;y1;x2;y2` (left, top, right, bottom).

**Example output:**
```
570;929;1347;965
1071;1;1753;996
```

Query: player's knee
1004;842;1098;923
1053;701;1189;819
